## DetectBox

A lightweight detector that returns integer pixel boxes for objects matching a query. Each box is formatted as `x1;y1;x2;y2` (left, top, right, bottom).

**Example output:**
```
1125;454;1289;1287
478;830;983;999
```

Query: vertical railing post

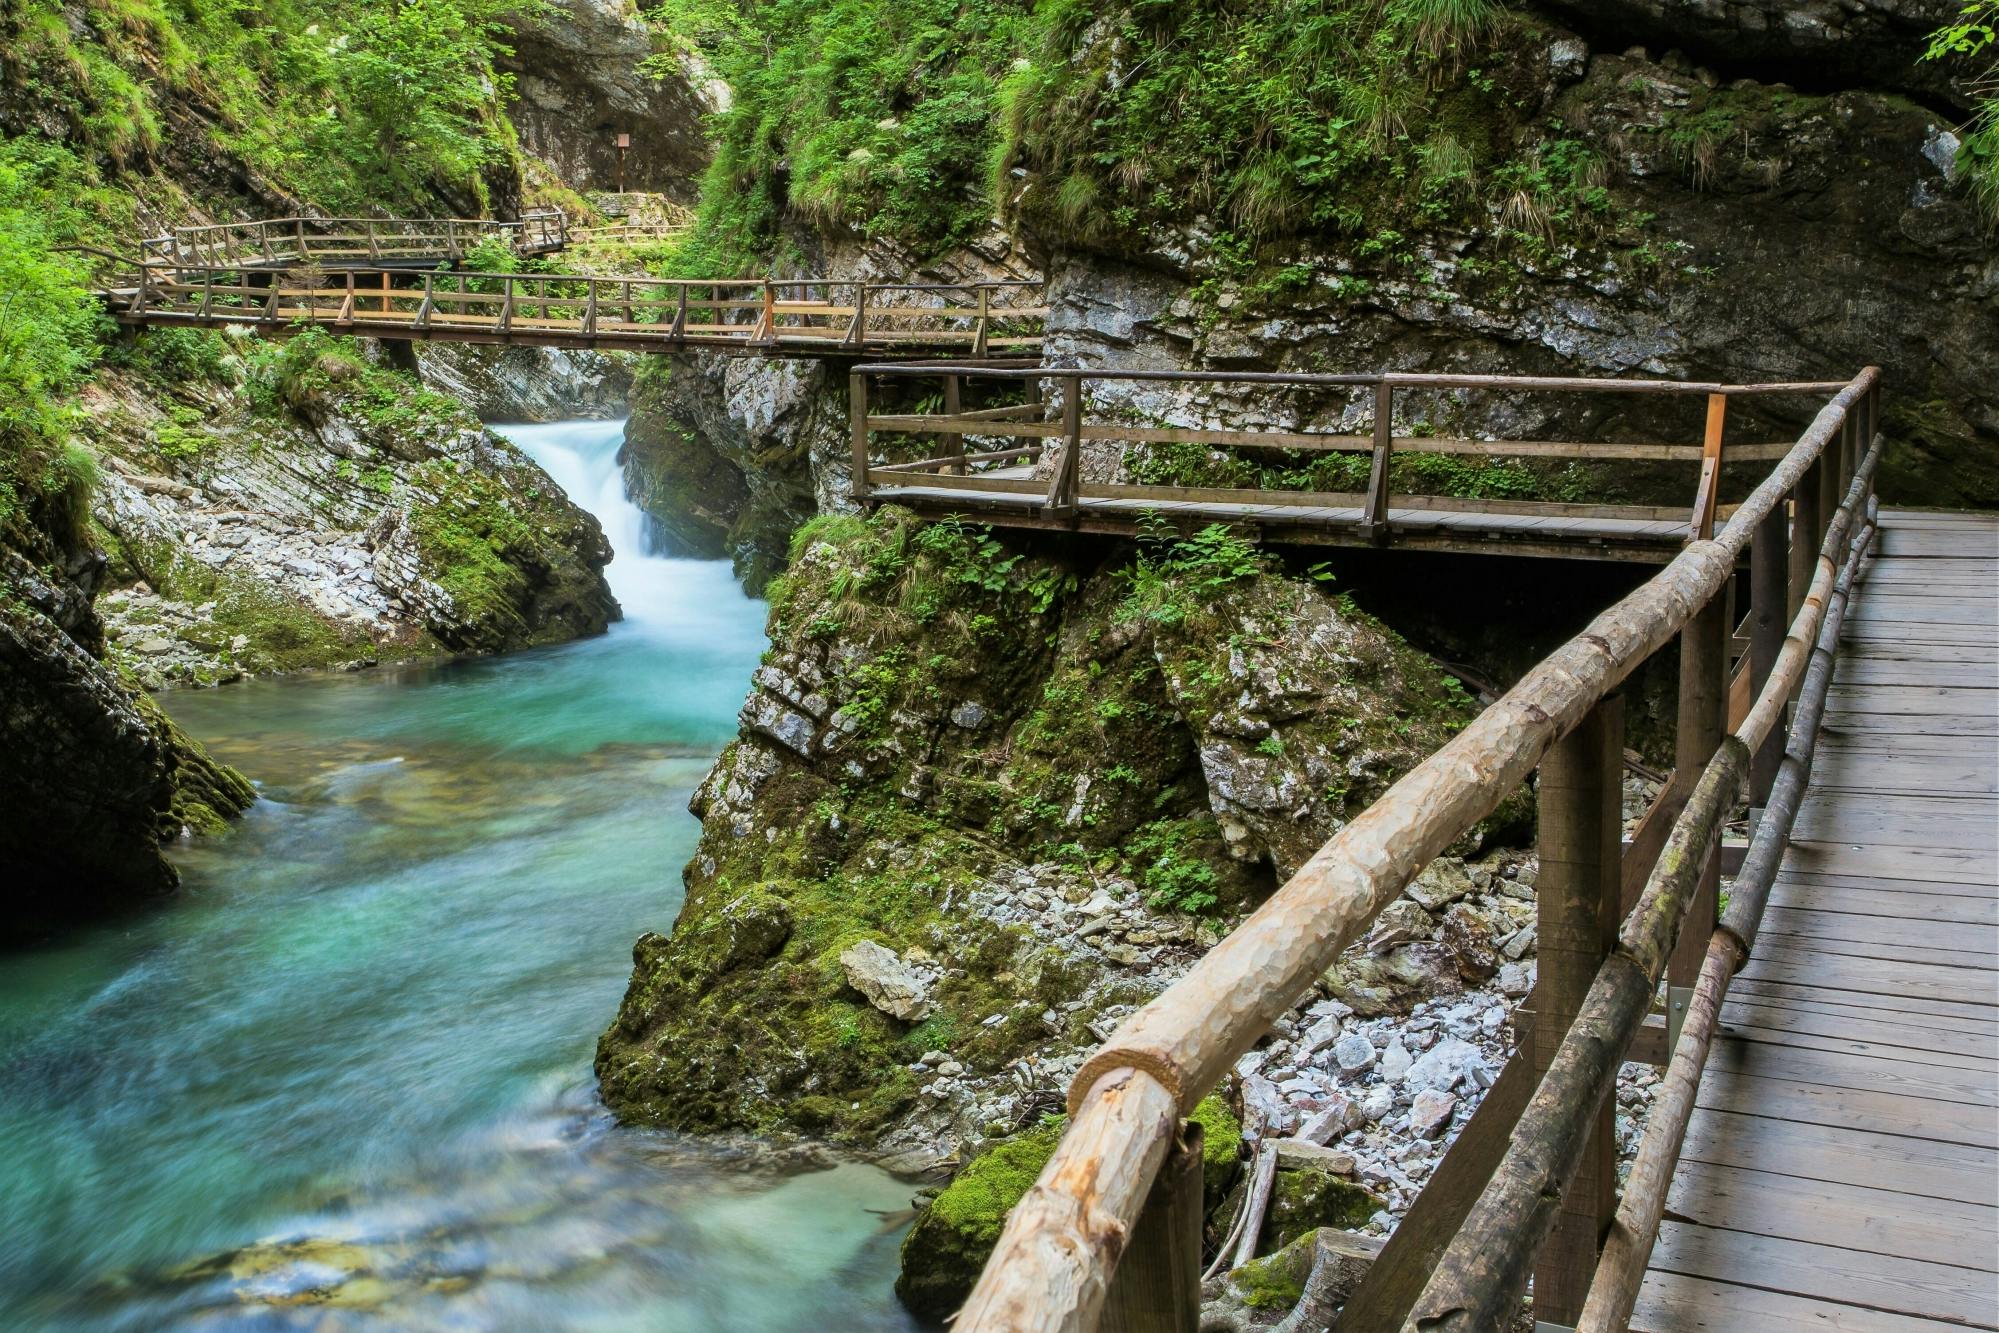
1667;592;1727;1048
1531;695;1625;1329
1789;464;1821;625
583;282;599;337
1748;506;1788;804
1361;379;1393;543
1046;373;1082;518
943;373;964;475
1689;393;1727;541
850;371;871;507
294;218;306;262
1817;413;1845;549
500;276;514;334
671;284;687;338
852;282;870;349
366;220;379;263
974;285;990;357
1099;1119;1204;1333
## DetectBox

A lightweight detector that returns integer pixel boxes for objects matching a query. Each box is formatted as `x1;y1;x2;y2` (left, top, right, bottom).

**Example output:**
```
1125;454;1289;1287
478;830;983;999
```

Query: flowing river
0;420;922;1330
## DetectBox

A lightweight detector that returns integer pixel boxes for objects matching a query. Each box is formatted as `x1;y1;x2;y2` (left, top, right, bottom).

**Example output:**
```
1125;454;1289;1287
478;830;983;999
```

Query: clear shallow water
0;420;922;1331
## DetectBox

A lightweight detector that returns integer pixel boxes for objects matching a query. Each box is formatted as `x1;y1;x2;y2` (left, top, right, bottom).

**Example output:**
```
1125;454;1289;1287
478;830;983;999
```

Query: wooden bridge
103;264;1045;359
97;210;1047;358
928;368;1999;1331
850;364;1863;563
138;209;571;269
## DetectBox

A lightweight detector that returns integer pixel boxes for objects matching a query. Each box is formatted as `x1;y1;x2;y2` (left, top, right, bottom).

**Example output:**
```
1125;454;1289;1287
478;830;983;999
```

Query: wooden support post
416;272;434;330
1748;506;1787;803
379;269;390;316
760;280;776;344
974;286;990;357
366;220;379;263
1361;381;1393;542
1789;466;1820;625
1046;375;1082;519
849;371;871;507
1817;423;1843;550
1531;695;1625;1329
1667;592;1726;1043
1688;393;1727;541
1334;1052;1535;1331
853;282;869;348
943;374;964;475
499;276;514;335
295;218;306;262
1099;1119;1204;1333
582;283;599;336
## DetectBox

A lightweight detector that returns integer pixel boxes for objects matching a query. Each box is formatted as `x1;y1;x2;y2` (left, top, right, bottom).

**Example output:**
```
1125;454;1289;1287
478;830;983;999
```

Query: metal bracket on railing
1666;985;1694;1051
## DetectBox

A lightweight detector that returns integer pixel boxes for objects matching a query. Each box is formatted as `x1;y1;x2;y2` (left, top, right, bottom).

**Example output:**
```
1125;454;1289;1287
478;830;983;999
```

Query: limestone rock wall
594;508;1504;1164
84;351;617;688
501;0;713;198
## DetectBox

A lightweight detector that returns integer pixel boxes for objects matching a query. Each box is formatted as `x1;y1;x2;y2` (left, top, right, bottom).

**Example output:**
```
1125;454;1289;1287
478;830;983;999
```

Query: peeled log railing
953;367;1882;1331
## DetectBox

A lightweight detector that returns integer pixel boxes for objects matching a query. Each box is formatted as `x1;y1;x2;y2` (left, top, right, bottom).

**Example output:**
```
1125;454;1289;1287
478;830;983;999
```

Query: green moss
1227;1226;1318;1311
895;1118;1063;1320
1263;1168;1381;1256
1189;1092;1244;1201
204;581;384;674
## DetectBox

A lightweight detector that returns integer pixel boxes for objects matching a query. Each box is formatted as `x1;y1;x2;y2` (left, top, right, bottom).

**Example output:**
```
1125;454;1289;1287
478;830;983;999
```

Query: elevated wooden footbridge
913;368;1997;1331
96;209;1047;359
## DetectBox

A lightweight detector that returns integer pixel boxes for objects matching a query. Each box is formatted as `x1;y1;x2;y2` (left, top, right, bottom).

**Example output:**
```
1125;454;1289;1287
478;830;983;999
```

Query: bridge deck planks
1633;509;1999;1333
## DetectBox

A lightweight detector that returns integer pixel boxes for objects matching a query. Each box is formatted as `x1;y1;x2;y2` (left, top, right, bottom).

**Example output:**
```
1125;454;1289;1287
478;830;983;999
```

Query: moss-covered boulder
596;509;1500;1153
1;531;251;940
1261;1167;1382;1257
895;1119;1064;1321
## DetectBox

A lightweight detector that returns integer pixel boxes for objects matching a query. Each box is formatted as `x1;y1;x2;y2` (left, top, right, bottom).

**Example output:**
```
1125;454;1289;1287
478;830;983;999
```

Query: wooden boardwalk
1633;509;1999;1332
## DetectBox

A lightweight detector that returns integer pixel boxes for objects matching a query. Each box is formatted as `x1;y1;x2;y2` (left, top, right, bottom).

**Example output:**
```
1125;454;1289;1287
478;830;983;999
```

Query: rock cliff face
595;509;1511;1160
0;498;253;941
1033;38;1995;505
616;230;1039;589
84;338;618;688
501;0;714;198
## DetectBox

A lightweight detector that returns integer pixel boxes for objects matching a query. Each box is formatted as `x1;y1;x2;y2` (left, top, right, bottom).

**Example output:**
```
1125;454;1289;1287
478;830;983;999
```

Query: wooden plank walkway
1632;509;1999;1332
865;479;1695;563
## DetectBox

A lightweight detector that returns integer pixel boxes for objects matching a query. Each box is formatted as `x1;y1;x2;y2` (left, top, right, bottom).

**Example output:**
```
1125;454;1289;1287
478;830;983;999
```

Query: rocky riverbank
591;505;1585;1317
86;332;620;688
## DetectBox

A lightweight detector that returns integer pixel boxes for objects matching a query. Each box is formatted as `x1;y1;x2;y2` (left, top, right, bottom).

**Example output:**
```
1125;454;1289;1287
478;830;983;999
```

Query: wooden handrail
952;367;1879;1332
1404;423;1879;1330
1576;452;1879;1333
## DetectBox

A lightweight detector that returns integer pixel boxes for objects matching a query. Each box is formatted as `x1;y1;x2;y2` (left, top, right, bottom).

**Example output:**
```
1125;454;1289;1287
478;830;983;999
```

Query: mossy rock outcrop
1;530;251;939
596;507;1503;1158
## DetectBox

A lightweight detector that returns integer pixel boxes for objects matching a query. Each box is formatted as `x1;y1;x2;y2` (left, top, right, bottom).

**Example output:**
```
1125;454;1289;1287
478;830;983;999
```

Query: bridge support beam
1531;695;1625;1328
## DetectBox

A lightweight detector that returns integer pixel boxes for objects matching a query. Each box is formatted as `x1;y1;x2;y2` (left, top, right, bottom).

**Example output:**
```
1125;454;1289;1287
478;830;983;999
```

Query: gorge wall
618;0;1993;592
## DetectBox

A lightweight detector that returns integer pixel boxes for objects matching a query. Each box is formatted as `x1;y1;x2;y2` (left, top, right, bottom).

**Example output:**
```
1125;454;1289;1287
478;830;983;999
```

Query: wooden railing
137;209;569;270
849;365;1855;558
938;367;1882;1331
105;265;1047;357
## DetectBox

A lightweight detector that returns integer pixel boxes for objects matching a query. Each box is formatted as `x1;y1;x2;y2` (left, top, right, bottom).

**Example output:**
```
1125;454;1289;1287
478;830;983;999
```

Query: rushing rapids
0;420;920;1330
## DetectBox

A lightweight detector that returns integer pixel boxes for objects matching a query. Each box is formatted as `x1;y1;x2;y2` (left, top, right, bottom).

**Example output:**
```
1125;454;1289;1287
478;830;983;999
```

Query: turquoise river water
0;421;923;1330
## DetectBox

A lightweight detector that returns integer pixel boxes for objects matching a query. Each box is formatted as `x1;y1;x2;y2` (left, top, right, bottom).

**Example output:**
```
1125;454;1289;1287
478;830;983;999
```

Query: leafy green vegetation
648;0;1030;270
1925;1;1998;224
0;141;114;541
